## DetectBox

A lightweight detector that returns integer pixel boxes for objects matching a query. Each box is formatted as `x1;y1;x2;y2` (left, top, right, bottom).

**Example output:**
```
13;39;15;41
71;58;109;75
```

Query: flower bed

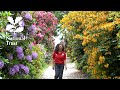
0;11;58;79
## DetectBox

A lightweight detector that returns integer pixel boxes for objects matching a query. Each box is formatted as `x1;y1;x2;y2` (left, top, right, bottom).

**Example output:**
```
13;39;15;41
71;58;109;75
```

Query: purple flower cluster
32;52;38;59
24;13;32;20
19;64;29;74
9;64;29;76
7;54;13;60
16;46;23;54
28;25;36;35
13;65;20;73
25;52;38;62
28;43;33;50
16;46;24;60
0;60;4;69
17;53;24;60
9;67;16;76
11;32;18;38
11;32;24;39
9;64;20;76
18;33;24;38
26;55;32;62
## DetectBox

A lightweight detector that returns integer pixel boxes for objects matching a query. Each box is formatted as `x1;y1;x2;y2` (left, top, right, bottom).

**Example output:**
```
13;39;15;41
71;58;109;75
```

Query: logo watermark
0;16;28;49
6;16;24;33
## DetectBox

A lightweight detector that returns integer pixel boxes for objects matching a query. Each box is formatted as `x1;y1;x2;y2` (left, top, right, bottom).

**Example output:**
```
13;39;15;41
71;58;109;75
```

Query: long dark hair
54;43;65;53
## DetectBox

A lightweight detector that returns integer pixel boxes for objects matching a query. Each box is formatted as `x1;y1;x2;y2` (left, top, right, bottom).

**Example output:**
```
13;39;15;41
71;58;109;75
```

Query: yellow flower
93;69;97;74
82;41;86;46
90;63;93;66
73;34;81;39
98;61;101;65
104;63;109;68
105;52;111;55
61;25;65;29
107;76;111;79
99;56;105;64
96;76;100;79
92;38;97;42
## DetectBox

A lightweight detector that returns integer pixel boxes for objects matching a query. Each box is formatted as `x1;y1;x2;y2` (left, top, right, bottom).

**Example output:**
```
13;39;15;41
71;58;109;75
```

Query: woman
52;43;67;79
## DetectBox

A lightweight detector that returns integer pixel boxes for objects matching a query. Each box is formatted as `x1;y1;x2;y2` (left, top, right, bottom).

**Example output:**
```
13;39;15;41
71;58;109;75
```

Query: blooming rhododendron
9;67;16;76
16;46;23;54
32;52;38;59
19;64;29;74
7;54;13;60
26;55;32;62
23;66;29;74
13;65;20;73
0;60;4;69
17;53;24;60
34;11;58;33
9;64;30;76
25;13;32;20
28;43;33;50
37;33;44;38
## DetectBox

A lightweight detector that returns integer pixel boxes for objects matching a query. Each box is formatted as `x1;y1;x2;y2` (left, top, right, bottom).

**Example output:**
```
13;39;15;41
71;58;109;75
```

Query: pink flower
53;21;57;25
32;42;36;46
37;33;44;38
41;31;46;35
33;11;58;42
39;23;43;27
46;28;51;32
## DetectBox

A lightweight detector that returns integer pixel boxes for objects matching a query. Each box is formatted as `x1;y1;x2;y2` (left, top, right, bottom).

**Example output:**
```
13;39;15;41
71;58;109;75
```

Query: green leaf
4;59;9;63
116;24;120;30
117;55;120;57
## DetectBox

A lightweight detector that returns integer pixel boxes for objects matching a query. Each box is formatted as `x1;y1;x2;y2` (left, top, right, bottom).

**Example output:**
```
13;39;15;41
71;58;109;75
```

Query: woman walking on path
52;43;67;79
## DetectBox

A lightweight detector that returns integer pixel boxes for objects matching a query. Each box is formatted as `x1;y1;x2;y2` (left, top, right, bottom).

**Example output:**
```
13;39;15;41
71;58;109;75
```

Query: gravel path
41;57;87;79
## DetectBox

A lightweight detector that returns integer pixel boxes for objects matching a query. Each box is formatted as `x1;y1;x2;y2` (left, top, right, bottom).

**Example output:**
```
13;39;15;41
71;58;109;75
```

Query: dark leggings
54;63;64;79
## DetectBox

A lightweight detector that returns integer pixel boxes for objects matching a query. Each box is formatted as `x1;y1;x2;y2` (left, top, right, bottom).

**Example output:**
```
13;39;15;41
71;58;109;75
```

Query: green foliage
26;45;47;79
75;54;88;70
0;11;12;28
52;11;68;37
52;11;68;22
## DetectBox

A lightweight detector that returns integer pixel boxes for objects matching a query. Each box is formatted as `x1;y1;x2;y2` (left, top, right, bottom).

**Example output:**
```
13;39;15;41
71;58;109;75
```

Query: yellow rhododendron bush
60;11;120;79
